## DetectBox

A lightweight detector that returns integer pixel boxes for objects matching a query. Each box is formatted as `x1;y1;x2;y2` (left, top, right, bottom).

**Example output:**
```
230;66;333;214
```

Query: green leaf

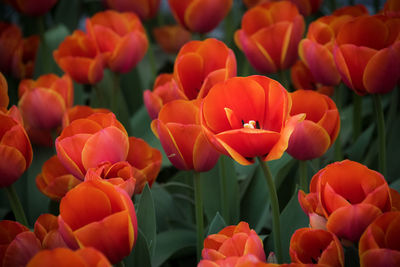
136;184;157;257
206;212;226;236
153;229;196;267
126;228;152;267
346;124;374;163
152;183;182;232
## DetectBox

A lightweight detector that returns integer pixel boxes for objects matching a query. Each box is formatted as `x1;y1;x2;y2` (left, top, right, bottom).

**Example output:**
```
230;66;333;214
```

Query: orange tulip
287;90;340;160
61;105;111;129
290;228;344;267
201;75;304;165
153;24;192;54
53;29;105;85
18;74;74;146
87;10;148;73
36;155;81;201
168;0;233;34
55;112;129;180
235;1;305;74
174;38;237;100
0;107;33;187
4;0;57;16
151;99;219;171
359;211;400;267
58;179;137;264
27;247;111;267
334;15;400;95
104;0;161;20
201;222;266;262
143;73;186;119
298;160;395;242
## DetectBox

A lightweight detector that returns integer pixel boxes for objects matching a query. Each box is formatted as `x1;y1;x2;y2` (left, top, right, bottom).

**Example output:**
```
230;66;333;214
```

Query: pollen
243;120;256;129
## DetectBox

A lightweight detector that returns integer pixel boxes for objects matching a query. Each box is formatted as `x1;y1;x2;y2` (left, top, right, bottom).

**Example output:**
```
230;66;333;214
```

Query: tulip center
242;120;260;129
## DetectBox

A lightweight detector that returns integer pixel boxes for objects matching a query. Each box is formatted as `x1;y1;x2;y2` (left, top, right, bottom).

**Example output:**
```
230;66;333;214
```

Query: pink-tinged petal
326;204;382;242
309;213;328;230
281;15;305;70
34;213;59;242
201;248;226;261
197;69;228;99
0;145;26;187
2;122;32;164
218;233;248;257
57;216;80;250
41;230;67;249
143;89;163;120
81;127;129;171
360;249;400;267
174;52;204;100
3;231;41;267
192;131;220;172
318;108;340;142
244;233;266;261
363;183;392;212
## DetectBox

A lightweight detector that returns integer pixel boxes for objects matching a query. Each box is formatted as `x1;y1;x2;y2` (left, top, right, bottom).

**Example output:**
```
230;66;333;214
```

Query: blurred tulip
334;15;400;95
62;105;111;129
235;1;305;74
0;220;30;266
55;112;129;180
290;228;344;267
383;0;400;17
0;72;9;110
36;155;81;201
202;222;266;262
153;24;192;54
299;160;395;242
287;90;340;160
143;73;186;119
11;35;40;79
27;247;111;267
174;38;237;100
87;10;148;73
0;108;33;187
58;179;137;264
0;23;22;76
104;0;161;20
34;214;68;249
18;74;74;146
168;0;233;33
332;4;369;16
4;0;58;16
201;75;304;165
151;99;219;171
53;30;105;84
359;211;400;267
243;0;322;16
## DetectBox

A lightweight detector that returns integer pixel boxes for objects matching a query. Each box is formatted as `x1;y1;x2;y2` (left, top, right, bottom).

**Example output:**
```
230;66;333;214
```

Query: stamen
243;120;257;129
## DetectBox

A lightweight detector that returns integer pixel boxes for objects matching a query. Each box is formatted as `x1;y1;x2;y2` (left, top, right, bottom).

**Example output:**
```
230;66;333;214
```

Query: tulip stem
353;92;362;141
257;158;283;264
194;171;204;262
373;94;386;176
299;160;308;192
333;84;343;161
115;261;125;267
219;156;229;223
5;185;29;227
330;0;337;12
111;72;121;114
278;70;290;91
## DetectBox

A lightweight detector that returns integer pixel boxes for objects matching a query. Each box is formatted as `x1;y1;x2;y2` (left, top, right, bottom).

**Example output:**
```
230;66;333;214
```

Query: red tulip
153;24;192;54
27;247;111;267
201;75;304;165
61;105;111;129
58;179;137;264
168;0;233;33
287;90;340;160
104;0;161;20
235;1;305;74
34;214;68;249
243;0;322;17
87;10;148;73
359;211;400;267
173;38;237;100
0;23;22;76
55;112;129;180
0;72;9;110
4;0;58;16
11;35;40;79
0;220;30;267
384;0;400;17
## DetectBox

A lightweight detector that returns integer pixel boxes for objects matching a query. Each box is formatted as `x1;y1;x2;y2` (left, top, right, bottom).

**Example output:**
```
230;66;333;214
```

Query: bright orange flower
168;0;232;34
359;211;400;267
11;35;40;79
298;160;395;242
201;222;266;263
27;247;111;267
0;23;22;76
4;0;57;16
151;99;219;171
53;29;105;85
104;0;161;20
58;179;137;264
173;38;237;100
0;107;33;187
334;15;400;95
36;155;81;201
61;105;111;129
235;1;305;74
287;90;340;160
201;75;304;165
153;24;192;54
87;10;148;73
143;73;186;119
290;228;344;267
18;74;74;146
55;112;129;180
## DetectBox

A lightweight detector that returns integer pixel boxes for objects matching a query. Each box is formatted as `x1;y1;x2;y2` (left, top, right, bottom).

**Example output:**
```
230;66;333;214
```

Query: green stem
224;9;234;48
278;70;289;91
373;94;386;176
92;84;105;107
299;160;308;192
219;156;229;223
353;92;362;141
374;0;380;13
111;72;121;114
5;185;29;227
257;158;283;263
115;260;125;267
194;171;204;262
333;84;343;161
241;58;250;77
330;0;337;12
349;0;355;5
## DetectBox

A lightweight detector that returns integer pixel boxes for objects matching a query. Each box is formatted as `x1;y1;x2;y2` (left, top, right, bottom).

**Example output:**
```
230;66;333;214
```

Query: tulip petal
0;145;26;187
174;52;204;100
192;131;219;172
4;231;41;267
360;249;400;267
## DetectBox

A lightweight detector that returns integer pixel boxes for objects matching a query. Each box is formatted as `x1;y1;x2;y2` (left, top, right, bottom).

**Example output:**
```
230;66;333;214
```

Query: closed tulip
235;1;305;74
87;10;148;73
4;0;58;16
34;214;68;249
61;105;111;129
153;25;192;54
104;0;161;20
201;75;304;165
0;220;30;266
287;90;340;160
11;35;40;79
58;179;137;264
168;0;233;33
